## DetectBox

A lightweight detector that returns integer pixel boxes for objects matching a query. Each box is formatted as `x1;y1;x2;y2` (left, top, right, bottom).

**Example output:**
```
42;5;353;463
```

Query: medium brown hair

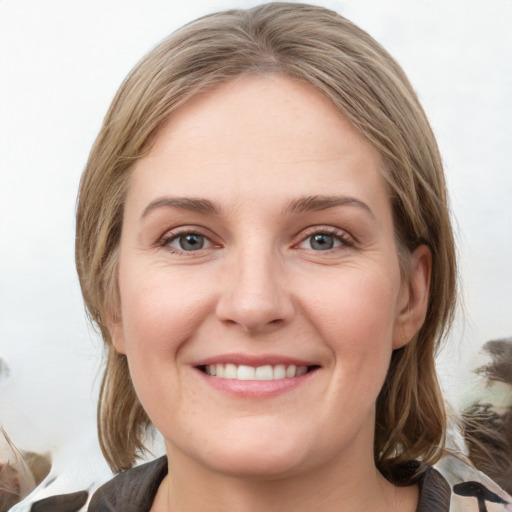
76;2;457;474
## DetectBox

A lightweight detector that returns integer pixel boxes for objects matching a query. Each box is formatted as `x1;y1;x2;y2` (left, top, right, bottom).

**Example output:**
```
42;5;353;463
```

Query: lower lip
195;368;318;397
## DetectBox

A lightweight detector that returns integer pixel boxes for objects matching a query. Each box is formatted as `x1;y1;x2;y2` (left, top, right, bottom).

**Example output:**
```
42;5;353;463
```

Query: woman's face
111;76;429;479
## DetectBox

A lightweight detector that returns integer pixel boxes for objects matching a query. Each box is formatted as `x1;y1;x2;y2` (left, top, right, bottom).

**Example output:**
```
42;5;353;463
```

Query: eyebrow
141;194;374;219
141;197;220;218
283;195;375;218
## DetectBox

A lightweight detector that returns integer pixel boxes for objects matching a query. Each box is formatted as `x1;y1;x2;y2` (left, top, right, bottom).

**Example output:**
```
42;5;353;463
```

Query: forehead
127;75;389;218
145;75;380;167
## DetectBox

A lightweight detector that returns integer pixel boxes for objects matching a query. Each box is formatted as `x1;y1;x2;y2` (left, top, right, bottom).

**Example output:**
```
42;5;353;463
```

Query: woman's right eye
163;232;212;252
306;233;339;251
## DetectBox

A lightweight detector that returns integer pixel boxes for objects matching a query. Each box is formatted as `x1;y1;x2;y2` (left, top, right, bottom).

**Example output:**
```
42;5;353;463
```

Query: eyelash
158;225;354;255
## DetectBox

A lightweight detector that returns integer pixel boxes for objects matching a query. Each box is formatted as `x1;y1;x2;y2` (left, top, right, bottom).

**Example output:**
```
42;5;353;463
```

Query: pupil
179;234;204;251
311;234;333;250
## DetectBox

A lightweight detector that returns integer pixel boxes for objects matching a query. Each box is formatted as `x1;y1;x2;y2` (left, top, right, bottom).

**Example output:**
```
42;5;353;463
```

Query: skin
110;75;431;512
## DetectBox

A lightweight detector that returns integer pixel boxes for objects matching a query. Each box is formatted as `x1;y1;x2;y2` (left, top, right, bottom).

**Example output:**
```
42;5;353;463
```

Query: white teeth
255;365;273;380
286;364;296;378
274;364;286;379
204;363;311;380
224;364;237;379
237;365;255;380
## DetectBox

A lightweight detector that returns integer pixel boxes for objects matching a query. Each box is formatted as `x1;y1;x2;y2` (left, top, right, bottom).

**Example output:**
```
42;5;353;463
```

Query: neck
158;443;418;512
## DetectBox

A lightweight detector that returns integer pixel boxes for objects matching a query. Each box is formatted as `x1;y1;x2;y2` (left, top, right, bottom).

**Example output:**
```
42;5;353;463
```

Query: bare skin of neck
150;450;419;512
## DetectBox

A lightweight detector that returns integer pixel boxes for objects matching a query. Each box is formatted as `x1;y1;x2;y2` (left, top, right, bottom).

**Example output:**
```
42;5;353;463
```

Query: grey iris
180;234;204;251
311;234;334;250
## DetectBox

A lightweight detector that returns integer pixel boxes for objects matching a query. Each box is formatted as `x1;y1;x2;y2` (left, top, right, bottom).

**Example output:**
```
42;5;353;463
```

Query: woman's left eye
297;230;351;251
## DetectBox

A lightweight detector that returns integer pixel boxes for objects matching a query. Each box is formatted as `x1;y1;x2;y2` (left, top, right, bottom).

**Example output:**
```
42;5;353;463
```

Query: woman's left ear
393;244;432;349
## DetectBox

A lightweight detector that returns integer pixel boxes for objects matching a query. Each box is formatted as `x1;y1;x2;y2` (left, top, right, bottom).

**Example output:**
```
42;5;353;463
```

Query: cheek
116;263;216;381
301;265;400;380
115;265;214;423
307;266;400;337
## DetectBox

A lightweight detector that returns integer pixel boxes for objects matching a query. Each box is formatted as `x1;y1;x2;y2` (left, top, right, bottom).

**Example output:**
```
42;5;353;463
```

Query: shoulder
88;456;168;512
391;459;512;511
434;454;512;512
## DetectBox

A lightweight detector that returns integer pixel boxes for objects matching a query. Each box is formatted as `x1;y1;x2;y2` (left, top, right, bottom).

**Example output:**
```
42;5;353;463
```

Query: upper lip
192;353;318;367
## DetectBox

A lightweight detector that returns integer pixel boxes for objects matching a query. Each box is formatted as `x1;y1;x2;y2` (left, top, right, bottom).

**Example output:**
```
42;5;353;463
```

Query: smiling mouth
197;364;319;381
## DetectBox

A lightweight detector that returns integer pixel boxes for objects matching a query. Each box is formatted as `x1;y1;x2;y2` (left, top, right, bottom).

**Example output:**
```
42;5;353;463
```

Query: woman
74;3;506;511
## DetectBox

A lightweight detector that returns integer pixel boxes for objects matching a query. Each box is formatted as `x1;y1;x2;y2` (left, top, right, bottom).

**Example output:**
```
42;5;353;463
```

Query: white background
1;0;511;465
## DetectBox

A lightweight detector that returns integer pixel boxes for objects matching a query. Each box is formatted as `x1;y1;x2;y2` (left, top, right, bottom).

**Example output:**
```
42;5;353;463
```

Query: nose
215;247;295;334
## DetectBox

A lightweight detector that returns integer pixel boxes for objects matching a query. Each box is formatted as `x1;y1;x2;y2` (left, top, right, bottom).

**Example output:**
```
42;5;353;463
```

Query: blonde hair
76;2;456;474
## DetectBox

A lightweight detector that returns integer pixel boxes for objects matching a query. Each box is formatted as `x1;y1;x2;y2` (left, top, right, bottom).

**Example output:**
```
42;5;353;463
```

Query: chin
175;421;314;480
200;445;309;480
